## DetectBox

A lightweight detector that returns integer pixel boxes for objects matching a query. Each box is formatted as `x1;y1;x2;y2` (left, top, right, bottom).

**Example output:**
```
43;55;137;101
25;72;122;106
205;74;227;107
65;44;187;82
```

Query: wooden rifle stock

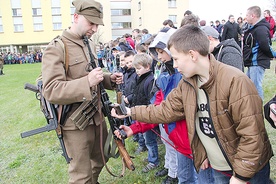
115;139;135;171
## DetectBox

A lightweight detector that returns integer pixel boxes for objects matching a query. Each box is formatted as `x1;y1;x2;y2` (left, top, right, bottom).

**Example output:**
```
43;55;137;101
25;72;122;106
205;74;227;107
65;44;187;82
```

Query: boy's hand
124;96;129;104
200;158;210;170
114;125;133;139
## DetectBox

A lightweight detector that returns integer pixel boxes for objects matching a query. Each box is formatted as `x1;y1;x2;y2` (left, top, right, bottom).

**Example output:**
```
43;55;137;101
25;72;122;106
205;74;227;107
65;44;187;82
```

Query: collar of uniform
62;28;86;48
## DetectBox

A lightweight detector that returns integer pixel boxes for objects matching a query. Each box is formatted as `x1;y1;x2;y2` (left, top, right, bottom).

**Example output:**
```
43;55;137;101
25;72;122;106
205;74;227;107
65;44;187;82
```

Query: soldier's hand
111;72;123;84
88;67;104;87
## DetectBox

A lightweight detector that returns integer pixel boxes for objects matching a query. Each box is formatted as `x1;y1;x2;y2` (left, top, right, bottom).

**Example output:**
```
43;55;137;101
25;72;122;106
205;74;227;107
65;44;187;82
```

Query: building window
52;7;61;15
139;17;142;26
51;0;61;30
138;2;141;11
168;15;177;23
168;0;176;8
33;8;42;16
13;17;23;32
0;17;3;33
112;22;132;29
52;15;62;30
111;9;131;16
33;17;43;31
12;8;22;16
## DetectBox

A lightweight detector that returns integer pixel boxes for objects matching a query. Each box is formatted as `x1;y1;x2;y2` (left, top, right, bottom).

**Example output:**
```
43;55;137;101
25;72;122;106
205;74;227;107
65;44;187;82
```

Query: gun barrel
24;83;38;93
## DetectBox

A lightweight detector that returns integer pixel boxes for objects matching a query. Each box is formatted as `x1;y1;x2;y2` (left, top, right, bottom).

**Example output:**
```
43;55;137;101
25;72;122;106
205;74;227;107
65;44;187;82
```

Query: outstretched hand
114;125;134;140
111;107;131;119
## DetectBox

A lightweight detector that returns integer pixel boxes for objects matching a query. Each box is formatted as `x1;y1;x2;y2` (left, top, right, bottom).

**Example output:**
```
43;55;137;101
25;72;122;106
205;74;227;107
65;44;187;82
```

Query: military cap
72;0;104;25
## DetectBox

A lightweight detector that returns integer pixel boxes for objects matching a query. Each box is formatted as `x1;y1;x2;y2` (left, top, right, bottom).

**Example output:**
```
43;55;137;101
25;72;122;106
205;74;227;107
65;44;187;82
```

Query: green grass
0;60;276;184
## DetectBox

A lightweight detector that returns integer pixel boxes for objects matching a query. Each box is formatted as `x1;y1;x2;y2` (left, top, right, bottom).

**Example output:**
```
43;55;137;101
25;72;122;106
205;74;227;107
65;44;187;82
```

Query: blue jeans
177;152;197;184
198;167;215;184
212;162;270;184
246;66;265;100
143;128;159;165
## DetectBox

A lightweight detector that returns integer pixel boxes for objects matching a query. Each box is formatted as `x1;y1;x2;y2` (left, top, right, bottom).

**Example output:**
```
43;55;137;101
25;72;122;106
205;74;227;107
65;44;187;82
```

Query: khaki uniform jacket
42;30;114;130
131;54;273;181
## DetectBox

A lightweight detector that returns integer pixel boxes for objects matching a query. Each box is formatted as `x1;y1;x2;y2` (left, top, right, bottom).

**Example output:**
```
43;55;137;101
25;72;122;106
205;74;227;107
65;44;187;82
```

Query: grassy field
0;61;276;184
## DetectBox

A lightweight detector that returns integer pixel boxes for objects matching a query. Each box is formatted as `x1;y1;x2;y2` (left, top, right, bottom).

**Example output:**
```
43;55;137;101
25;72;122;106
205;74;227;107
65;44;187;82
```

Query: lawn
0;61;275;184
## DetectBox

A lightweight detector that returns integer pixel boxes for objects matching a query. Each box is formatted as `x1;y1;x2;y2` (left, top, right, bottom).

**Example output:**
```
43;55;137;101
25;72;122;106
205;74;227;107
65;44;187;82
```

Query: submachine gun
21;81;72;164
83;36;135;176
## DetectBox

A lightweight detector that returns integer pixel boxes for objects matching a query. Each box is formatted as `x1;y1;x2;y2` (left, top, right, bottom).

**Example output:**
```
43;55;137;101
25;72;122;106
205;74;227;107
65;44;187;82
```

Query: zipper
203;89;233;170
183;79;201;171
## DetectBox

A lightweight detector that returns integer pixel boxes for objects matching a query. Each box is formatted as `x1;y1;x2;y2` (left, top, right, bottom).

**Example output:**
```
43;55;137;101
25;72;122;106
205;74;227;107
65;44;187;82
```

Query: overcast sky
189;0;272;23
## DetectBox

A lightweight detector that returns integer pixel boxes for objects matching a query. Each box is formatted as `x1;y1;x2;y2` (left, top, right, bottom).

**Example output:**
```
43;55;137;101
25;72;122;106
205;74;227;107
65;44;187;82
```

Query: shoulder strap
54;36;69;74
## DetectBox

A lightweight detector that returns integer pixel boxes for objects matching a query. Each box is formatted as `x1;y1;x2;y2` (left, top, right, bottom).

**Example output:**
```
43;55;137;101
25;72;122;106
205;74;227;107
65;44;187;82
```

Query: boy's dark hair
180;14;199;27
124;50;135;58
132;28;140;33
184;10;192;16
142;29;149;34
135;44;147;53
163;19;174;27
168;25;209;56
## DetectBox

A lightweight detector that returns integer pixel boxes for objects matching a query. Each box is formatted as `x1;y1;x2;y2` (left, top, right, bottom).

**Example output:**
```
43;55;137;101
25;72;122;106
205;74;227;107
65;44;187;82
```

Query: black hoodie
243;18;274;69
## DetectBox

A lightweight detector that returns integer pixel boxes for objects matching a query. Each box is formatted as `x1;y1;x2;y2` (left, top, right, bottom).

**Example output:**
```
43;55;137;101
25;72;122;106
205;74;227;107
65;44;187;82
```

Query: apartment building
0;0;188;53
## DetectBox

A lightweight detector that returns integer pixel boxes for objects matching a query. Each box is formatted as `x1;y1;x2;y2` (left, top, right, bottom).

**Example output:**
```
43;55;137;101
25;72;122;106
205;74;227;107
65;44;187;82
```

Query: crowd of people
17;0;276;184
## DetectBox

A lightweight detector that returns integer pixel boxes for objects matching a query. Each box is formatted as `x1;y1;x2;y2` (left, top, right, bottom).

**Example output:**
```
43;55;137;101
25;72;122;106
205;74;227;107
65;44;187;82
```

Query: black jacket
131;71;154;107
221;21;241;44
264;95;276;129
123;67;138;105
243;18;274;69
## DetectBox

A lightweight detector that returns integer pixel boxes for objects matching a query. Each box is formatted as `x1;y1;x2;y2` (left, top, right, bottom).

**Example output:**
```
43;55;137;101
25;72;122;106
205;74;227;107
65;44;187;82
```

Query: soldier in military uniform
41;0;123;183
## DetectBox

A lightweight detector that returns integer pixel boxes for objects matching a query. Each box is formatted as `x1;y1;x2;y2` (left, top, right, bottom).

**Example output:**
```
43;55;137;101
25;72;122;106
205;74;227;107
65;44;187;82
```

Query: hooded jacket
243;18;274;69
131;54;273;181
212;38;244;71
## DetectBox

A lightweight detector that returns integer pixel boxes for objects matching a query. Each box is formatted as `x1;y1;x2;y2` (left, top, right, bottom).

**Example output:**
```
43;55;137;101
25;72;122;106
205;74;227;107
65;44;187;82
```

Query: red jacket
265;16;275;38
130;89;192;158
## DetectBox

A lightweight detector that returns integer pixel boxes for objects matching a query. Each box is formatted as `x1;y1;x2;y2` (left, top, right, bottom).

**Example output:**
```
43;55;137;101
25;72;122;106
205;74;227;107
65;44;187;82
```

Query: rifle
83;36;135;173
21;81;72;164
115;54;131;126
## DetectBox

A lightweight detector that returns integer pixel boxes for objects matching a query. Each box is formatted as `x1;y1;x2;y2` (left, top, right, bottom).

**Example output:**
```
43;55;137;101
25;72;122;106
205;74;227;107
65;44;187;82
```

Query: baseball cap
201;26;219;39
72;0;104;25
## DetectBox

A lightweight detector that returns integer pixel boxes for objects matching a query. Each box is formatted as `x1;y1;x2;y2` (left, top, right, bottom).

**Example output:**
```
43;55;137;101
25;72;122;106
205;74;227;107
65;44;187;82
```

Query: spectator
264;9;275;39
221;14;242;45
0;54;4;75
180;14;199;27
199;20;206;27
243;6;276;100
163;19;177;29
184;10;192;17
201;26;244;71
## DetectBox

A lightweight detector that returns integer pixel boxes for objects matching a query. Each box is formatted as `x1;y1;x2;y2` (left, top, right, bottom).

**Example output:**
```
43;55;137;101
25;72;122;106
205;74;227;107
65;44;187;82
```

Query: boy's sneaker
135;146;147;154
142;163;158;173
161;176;178;184
155;168;168;177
